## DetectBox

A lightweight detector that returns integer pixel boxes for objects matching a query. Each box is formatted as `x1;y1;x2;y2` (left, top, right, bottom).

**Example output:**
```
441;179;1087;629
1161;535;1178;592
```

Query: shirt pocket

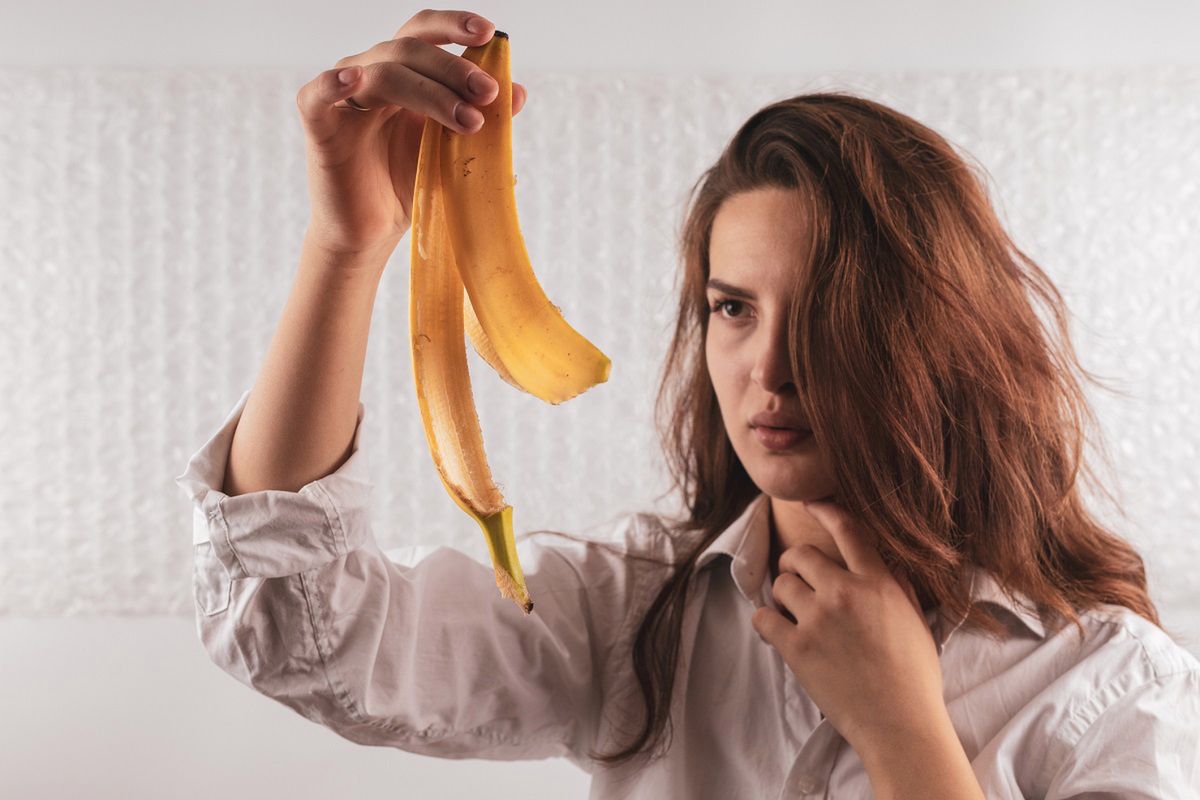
193;540;231;616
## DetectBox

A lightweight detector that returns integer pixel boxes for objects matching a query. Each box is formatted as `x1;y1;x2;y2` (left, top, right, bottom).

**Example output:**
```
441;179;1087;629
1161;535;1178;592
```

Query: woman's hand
750;500;950;759
294;9;529;259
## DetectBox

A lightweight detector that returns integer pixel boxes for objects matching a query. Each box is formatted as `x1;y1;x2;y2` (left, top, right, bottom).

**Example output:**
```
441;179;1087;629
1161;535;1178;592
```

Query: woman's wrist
856;708;984;800
302;224;405;272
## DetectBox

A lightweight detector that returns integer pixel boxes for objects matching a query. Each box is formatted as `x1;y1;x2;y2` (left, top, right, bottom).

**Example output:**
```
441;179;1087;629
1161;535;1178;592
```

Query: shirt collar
697;492;774;602
696;492;1046;648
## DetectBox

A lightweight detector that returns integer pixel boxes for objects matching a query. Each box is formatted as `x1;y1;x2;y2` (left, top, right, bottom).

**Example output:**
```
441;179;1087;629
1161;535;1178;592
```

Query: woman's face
704;186;839;502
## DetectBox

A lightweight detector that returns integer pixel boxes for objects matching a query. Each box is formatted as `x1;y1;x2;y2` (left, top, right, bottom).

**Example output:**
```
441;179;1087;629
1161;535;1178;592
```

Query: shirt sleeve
174;389;639;772
1045;668;1200;799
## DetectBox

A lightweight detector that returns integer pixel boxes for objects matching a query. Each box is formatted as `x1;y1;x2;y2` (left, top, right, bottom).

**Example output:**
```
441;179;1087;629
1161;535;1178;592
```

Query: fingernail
337;66;360;85
454;101;483;129
466;17;487;34
468;71;493;97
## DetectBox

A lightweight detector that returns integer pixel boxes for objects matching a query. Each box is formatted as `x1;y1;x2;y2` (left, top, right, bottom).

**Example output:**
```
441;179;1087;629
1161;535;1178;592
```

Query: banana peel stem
477;505;534;615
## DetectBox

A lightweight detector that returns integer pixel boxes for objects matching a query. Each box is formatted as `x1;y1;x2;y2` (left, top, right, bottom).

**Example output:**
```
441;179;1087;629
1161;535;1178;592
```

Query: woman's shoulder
1059;603;1200;681
1025;604;1200;792
1025;602;1200;750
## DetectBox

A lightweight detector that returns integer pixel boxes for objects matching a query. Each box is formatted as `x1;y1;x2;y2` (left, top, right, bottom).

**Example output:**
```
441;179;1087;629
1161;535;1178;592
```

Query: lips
748;419;806;431
748;411;811;430
752;425;812;451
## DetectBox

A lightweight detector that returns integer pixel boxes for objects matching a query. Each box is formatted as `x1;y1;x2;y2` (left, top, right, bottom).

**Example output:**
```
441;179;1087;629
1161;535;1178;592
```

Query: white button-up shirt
177;390;1200;798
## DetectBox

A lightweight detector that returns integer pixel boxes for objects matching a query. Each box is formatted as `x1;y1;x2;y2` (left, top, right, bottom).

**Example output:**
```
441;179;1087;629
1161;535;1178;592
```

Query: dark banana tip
493;29;509;39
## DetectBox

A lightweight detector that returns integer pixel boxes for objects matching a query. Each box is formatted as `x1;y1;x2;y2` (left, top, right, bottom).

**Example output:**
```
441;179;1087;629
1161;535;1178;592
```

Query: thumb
296;65;367;143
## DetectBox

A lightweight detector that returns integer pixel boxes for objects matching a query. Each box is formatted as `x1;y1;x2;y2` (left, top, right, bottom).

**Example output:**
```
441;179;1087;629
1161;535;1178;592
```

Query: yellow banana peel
409;30;612;616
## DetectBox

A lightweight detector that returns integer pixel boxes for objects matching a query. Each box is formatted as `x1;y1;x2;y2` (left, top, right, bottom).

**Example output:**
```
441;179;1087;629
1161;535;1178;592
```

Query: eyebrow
705;279;756;300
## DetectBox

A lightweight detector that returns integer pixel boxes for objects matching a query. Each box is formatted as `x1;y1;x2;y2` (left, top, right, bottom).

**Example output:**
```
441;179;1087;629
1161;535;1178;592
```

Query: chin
729;429;840;500
743;458;838;503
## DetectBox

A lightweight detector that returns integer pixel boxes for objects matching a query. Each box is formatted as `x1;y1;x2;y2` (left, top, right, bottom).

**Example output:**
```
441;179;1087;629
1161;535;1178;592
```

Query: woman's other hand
751;499;950;759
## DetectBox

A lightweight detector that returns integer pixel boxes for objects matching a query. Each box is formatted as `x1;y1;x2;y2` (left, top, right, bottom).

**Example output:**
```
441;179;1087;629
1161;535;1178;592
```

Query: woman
176;9;1200;798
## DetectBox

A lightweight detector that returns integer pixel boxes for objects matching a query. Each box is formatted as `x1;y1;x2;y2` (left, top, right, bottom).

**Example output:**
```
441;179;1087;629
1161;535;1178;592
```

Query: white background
2;1;1198;797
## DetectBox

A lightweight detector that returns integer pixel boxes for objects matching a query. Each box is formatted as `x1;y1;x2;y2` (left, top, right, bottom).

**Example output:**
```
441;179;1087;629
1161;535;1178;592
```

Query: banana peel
409;30;612;616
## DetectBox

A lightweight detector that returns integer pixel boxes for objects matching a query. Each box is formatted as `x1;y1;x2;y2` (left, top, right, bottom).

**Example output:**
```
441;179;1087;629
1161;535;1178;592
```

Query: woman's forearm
859;710;986;800
221;228;399;496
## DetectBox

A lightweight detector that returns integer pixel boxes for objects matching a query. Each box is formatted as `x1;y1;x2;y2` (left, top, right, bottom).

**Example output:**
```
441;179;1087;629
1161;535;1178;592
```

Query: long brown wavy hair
586;90;1171;768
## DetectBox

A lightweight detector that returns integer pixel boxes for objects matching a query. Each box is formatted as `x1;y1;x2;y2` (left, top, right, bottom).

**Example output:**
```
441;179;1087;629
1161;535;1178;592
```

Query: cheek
706;330;746;385
705;333;720;387
706;336;740;404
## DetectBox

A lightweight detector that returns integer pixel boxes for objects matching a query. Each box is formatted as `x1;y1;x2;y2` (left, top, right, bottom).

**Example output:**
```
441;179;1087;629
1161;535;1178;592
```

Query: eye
708;297;750;320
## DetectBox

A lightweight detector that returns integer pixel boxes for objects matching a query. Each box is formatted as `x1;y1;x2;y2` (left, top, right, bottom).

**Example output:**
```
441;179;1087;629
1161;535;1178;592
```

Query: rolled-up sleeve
1045;668;1200;798
174;389;636;772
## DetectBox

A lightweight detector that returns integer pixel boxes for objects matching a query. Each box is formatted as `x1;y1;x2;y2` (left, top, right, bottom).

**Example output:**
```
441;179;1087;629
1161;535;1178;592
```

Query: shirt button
790;775;820;794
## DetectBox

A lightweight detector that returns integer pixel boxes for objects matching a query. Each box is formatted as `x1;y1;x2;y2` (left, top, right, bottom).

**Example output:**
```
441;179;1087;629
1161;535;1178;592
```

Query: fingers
331;9;500;123
802;500;888;577
751;605;795;647
770;571;813;626
298;11;529;144
348;59;489;133
778;544;843;592
296;65;371;143
390;8;496;47
334;34;499;114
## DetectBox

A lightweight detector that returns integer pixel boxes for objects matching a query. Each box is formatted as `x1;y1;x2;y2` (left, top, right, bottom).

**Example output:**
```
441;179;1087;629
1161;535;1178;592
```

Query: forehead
708;187;811;291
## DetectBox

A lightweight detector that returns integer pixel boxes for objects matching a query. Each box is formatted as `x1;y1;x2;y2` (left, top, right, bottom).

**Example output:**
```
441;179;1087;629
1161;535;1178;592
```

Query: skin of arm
222;229;399;496
857;706;986;800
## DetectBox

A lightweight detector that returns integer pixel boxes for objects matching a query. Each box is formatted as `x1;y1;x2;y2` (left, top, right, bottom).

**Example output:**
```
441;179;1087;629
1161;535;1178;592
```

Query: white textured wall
2;64;1198;634
3;2;1199;797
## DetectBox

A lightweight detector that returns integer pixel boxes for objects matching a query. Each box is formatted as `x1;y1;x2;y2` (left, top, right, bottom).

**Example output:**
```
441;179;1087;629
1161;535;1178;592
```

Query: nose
749;318;799;394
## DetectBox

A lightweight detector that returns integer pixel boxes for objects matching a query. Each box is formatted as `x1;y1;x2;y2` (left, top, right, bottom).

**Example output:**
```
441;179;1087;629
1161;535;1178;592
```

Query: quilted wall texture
0;66;1196;655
